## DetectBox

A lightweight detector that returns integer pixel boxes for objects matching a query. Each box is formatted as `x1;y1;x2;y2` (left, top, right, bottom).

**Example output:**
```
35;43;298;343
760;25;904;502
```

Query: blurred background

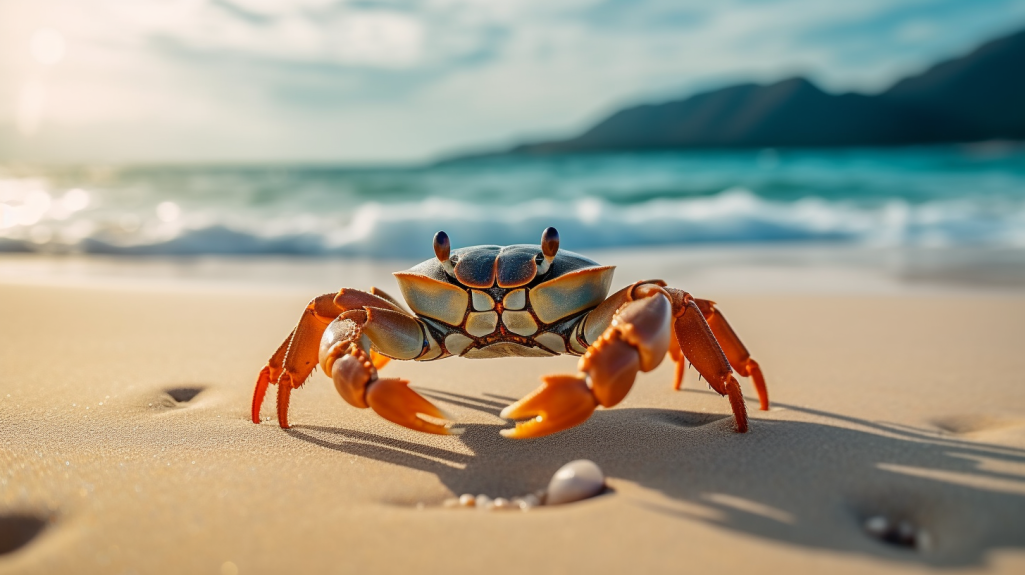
1;0;1024;281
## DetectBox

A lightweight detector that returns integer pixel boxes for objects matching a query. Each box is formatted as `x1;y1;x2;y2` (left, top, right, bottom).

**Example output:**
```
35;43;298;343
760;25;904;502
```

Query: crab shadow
286;389;1025;567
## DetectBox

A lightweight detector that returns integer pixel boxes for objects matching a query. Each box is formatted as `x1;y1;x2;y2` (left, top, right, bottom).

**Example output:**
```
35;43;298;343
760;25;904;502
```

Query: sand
1;251;1024;574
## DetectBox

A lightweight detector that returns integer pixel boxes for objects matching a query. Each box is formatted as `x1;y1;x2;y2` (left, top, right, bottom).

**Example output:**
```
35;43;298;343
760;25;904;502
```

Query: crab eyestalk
538;227;559;274
433;230;455;274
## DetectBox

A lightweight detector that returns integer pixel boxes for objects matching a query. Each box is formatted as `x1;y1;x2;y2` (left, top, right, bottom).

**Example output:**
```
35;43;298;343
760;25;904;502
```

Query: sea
2;145;1024;260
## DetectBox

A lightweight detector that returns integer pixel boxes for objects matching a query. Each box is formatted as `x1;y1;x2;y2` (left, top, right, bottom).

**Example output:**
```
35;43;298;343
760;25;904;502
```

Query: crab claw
500;375;598;439
365;378;462;435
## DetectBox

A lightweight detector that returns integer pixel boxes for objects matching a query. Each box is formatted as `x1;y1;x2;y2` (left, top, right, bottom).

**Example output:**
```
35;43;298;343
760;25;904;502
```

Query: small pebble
522;494;541;508
492;498;511;510
458;494;475;507
546;459;605;505
475;494;493;510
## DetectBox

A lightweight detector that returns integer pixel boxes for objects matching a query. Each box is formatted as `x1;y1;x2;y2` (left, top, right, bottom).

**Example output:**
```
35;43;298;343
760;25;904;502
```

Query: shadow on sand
285;388;1025;567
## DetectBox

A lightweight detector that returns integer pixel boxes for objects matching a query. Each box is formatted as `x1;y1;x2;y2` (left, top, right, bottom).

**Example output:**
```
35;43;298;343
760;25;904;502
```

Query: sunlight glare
62;189;90;212
31;28;66;66
156;201;181;222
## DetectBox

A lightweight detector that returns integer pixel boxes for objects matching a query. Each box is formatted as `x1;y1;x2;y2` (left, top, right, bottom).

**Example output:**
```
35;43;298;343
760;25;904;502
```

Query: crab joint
331;350;374;409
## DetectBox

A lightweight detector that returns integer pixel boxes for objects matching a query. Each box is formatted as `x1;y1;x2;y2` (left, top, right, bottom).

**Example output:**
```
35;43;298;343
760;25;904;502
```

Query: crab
251;227;769;438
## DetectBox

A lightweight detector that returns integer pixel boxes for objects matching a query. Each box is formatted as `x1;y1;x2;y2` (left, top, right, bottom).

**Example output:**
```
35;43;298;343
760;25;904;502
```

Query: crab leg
252;327;293;423
694;298;769;411
669;293;749;432
252;289;416;428
668;329;686;390
253;293;340;426
500;290;672;438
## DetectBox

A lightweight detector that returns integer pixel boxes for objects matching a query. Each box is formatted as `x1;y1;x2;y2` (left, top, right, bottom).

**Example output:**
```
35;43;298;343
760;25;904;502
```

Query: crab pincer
321;313;461;435
499;375;598;439
501;293;672;438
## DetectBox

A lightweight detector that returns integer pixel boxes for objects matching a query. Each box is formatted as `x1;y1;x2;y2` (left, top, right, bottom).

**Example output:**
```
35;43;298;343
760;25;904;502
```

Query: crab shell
394;244;615;359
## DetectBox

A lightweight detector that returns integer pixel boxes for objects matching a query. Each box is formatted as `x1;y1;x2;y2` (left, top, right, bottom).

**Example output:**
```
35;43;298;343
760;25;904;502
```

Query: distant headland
445;27;1025;160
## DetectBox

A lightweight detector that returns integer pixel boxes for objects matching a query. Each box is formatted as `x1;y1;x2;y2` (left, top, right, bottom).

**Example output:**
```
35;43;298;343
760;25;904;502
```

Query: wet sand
1;252;1024;574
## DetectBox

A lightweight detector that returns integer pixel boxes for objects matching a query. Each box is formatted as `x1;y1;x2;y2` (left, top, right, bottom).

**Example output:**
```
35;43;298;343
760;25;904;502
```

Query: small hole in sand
0;514;47;555
165;387;204;403
863;515;929;551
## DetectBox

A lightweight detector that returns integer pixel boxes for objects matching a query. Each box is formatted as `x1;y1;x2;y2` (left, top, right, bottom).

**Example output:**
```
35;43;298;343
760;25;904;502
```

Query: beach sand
1;251;1024;574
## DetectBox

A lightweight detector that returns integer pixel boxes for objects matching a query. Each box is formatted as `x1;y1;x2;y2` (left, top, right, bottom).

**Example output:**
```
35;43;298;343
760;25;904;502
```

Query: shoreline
2;243;1024;295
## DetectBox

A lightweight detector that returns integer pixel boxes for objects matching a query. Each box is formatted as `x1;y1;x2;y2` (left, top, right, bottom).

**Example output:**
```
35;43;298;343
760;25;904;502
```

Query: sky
1;0;1024;164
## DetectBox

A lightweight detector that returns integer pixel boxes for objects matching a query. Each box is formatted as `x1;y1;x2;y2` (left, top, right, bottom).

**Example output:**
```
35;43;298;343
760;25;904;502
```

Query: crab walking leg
252;327;294;423
501;291;672;439
694;298;769;411
252;289;414;427
667;291;749;433
319;309;460;435
254;292;341;427
668;330;686;391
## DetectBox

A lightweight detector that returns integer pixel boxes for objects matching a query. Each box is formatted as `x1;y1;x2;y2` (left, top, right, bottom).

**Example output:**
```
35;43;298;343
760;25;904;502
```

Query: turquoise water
1;145;1024;257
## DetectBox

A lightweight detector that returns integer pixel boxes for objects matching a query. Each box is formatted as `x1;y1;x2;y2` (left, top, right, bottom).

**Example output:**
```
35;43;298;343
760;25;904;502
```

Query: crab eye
537;227;559;274
433;231;451;262
434;230;455;275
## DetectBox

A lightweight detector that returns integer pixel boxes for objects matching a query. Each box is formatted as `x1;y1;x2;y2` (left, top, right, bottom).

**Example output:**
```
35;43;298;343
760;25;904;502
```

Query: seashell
545;459;605;505
475;494;493;510
458;494;476;507
492;498;511;510
521;494;541;508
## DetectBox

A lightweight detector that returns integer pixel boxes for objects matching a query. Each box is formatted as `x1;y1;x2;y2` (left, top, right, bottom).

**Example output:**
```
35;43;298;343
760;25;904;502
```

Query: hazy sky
2;0;1024;164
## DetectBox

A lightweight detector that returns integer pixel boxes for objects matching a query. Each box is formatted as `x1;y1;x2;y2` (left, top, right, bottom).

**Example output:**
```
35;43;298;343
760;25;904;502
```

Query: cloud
1;0;1024;162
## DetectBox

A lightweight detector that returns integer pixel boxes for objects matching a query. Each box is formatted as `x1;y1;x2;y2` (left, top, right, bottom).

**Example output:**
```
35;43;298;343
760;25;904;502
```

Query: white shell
546;459;605;505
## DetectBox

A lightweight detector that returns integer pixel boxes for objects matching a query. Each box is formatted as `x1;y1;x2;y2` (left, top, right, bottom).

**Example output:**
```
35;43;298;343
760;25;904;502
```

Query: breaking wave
2;147;1024;257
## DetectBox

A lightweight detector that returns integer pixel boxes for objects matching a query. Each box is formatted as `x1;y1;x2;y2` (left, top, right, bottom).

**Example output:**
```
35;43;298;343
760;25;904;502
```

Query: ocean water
1;145;1024;259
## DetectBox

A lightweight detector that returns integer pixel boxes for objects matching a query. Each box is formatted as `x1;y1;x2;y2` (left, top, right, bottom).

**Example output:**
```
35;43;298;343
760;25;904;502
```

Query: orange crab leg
253;289;419;428
667;329;685;391
271;293;346;428
672;296;749;432
252;327;293;423
695;299;769;411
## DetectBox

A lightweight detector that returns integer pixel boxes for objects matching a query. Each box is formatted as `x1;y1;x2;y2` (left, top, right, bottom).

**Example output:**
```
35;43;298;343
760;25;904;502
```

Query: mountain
464;28;1025;156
